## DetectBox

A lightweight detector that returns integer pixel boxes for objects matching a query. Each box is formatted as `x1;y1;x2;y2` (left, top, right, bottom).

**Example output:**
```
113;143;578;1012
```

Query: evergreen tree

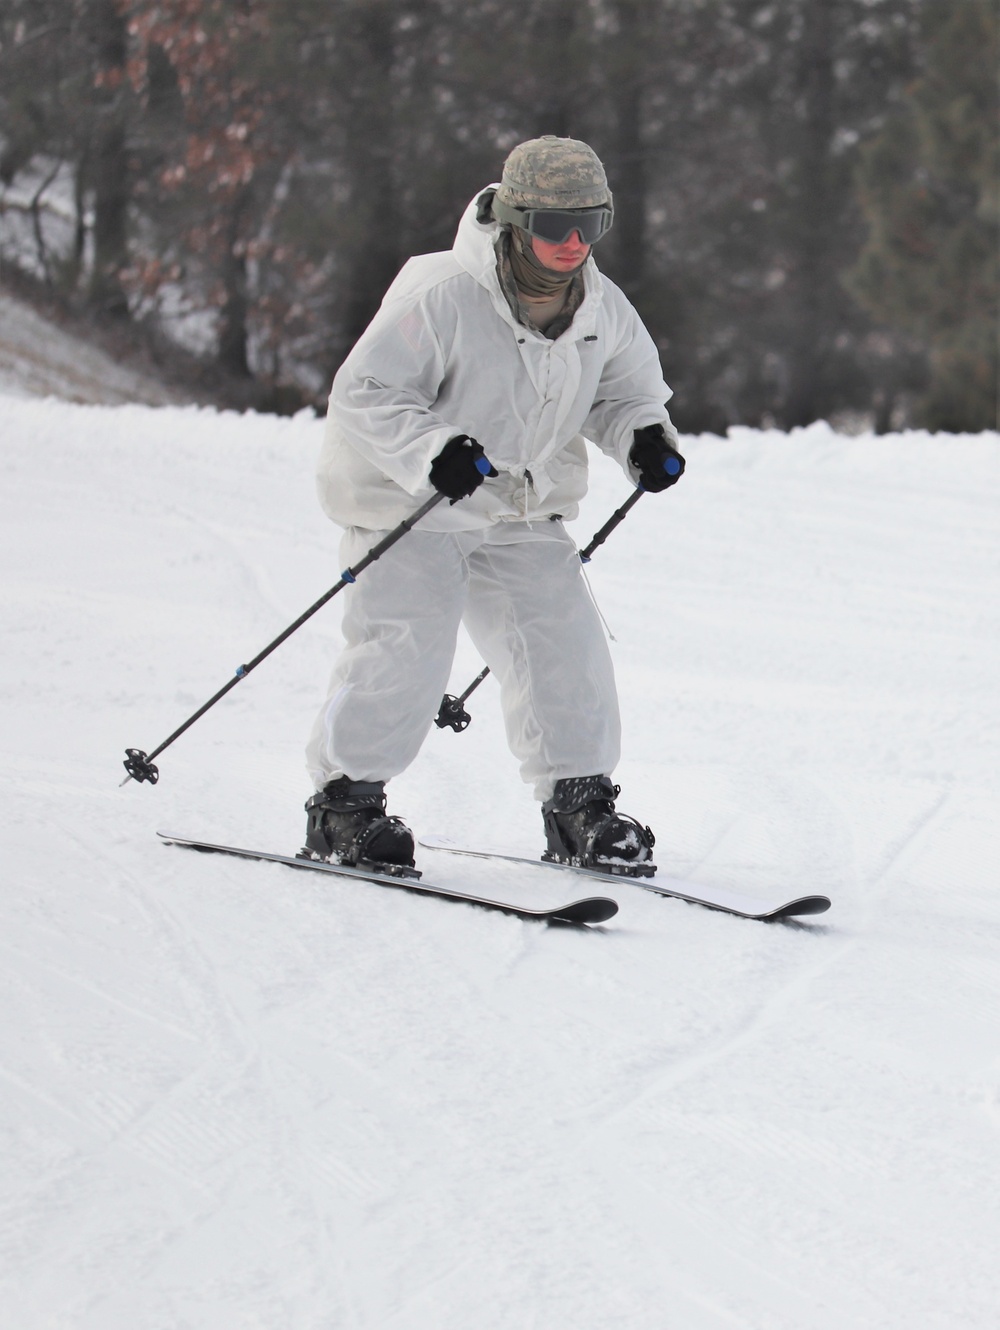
849;0;999;431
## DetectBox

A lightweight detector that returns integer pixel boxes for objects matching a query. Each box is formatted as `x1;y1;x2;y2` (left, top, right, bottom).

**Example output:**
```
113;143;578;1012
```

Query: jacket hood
451;188;503;287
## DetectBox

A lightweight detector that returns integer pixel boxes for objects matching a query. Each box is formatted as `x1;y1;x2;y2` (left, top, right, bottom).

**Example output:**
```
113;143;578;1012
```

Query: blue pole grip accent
475;455;493;475
663;456;681;476
235;665;247;677
341;569;357;583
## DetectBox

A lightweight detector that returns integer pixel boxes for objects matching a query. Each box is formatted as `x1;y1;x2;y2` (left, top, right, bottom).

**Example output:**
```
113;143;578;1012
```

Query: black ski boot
300;777;418;877
542;775;655;877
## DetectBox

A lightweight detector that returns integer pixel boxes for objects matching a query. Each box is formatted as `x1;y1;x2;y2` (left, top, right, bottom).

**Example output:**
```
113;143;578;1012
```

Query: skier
303;135;685;876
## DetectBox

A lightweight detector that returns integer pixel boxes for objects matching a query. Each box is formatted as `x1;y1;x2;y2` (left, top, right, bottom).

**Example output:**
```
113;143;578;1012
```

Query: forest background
0;0;996;433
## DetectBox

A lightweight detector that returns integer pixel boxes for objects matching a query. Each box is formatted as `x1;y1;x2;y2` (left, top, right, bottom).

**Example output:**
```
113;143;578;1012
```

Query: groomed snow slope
1;393;998;1329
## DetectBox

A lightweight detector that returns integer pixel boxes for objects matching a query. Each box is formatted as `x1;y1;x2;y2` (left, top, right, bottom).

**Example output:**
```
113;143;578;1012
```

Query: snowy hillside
0;291;183;407
2;385;999;1327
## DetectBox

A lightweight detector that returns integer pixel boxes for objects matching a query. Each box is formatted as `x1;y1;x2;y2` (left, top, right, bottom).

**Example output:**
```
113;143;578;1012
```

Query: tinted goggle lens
523;207;613;245
491;196;614;245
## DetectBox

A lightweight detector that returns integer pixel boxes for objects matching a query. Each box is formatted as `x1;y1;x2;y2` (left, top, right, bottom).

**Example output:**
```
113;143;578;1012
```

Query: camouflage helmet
495;135;612;211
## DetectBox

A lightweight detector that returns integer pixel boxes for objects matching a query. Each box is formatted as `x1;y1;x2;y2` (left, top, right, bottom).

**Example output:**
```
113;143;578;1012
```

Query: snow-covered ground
1;381;999;1327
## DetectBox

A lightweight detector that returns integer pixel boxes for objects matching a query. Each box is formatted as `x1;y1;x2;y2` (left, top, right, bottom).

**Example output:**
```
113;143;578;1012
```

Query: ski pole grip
663;455;682;476
475;455;493;475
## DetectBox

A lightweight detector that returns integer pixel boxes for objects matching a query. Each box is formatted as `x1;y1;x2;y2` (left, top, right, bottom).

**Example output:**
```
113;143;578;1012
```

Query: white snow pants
306;520;621;802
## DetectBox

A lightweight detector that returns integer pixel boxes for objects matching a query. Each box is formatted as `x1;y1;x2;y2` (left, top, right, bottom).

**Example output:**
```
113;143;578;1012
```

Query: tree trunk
340;1;404;357
86;0;129;317
608;0;652;302
782;1;836;427
218;203;252;379
531;0;578;136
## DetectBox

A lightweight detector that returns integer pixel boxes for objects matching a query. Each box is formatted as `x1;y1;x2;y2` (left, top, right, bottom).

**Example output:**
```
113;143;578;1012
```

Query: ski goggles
491;197;614;245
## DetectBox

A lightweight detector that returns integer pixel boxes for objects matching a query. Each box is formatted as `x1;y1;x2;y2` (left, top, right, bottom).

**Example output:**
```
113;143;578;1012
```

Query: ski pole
578;484;646;563
122;484;465;787
434;482;652;733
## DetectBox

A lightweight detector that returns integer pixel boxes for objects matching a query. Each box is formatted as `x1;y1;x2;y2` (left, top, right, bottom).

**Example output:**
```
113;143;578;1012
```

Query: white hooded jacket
316;189;678;532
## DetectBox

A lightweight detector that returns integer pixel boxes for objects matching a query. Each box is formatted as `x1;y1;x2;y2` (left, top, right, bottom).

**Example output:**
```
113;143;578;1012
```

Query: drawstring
580;563;617;642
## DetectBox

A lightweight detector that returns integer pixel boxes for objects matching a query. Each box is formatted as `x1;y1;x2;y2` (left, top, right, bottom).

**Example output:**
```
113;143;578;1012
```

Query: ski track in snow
1;392;999;1328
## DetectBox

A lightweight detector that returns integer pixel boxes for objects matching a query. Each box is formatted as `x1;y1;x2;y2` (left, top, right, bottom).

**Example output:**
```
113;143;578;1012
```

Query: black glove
629;423;686;492
429;434;498;502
